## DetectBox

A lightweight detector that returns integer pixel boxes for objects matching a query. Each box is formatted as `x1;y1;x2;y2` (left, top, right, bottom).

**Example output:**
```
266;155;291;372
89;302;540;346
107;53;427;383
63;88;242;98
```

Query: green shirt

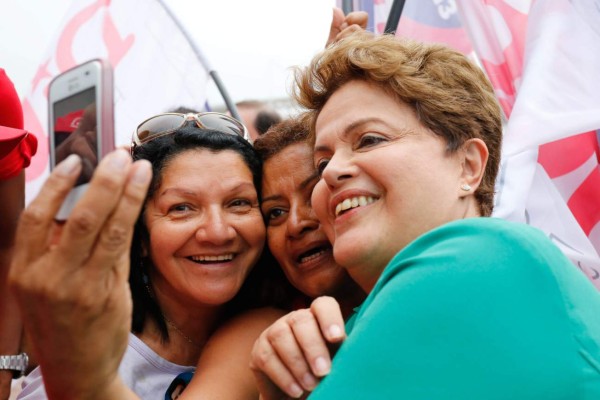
310;218;600;399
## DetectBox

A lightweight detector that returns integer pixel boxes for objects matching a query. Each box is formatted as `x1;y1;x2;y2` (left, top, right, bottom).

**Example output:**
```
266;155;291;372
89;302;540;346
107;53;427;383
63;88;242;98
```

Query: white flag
457;0;600;288
23;0;210;202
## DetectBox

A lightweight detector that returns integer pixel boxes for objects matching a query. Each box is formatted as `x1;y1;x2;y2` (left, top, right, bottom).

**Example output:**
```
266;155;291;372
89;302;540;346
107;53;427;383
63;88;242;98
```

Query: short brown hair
294;31;502;216
253;113;311;162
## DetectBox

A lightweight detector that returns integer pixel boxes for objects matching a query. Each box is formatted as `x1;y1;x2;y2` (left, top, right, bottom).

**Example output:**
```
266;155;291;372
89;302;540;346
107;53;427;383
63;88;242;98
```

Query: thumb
326;7;346;47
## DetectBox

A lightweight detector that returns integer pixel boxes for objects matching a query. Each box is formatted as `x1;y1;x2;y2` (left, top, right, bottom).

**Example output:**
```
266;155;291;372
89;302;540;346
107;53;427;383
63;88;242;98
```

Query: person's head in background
295;31;502;291
235;100;282;141
254;115;364;313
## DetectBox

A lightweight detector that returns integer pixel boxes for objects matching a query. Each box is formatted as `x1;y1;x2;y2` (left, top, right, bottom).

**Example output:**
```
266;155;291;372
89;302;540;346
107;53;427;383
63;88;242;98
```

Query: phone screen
53;87;98;187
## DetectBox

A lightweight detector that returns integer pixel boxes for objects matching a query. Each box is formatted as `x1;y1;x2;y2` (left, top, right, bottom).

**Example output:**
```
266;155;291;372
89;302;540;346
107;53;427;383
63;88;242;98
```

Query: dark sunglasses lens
137;114;185;143
198;114;245;137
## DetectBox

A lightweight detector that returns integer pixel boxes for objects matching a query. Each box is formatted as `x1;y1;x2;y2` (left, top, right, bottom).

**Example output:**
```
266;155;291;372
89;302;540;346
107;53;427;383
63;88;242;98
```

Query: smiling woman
249;30;600;399
14;115;287;400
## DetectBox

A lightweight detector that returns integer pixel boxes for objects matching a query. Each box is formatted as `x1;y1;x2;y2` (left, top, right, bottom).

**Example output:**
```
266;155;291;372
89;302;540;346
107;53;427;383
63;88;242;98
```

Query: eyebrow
299;171;319;191
160;182;256;198
314;117;386;153
261;171;319;204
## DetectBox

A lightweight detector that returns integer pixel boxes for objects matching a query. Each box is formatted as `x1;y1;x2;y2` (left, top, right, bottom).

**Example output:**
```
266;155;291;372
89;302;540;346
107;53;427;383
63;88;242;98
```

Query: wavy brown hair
294;31;502;216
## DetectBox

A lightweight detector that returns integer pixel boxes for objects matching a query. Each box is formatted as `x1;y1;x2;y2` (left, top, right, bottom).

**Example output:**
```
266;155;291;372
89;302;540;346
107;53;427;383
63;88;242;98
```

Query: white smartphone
48;59;114;220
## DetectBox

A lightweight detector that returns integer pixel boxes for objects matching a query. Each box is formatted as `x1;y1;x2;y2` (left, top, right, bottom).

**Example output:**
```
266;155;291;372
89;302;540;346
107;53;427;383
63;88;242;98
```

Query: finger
286;309;331;378
311;296;346;343
57;149;132;266
251;329;304;398
85;160;152;276
267;313;319;392
253;369;297;400
12;154;82;266
326;7;346;47
345;10;368;29
72;135;97;165
336;24;365;42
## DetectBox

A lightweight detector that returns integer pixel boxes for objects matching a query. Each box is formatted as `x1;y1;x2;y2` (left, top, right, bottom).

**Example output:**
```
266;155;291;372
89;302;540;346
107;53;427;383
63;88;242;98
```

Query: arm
0;171;24;400
249;297;346;399
178;307;286;400
8;150;151;400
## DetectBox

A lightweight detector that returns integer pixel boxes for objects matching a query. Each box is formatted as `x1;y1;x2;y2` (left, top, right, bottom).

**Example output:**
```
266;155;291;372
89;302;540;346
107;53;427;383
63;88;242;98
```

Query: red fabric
0;68;38;180
0;68;24;130
0;131;38;180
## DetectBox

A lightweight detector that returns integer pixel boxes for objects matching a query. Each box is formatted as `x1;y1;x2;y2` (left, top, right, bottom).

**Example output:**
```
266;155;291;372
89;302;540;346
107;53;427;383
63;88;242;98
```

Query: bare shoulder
179;308;287;400
218;307;288;334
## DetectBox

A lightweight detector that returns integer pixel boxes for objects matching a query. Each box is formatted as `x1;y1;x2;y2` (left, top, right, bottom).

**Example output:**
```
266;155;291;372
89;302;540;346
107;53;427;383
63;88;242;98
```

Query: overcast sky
0;0;335;105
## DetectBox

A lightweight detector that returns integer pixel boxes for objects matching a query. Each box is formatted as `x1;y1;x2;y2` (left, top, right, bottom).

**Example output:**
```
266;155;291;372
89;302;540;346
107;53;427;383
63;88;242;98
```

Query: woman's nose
286;203;319;239
321;152;357;188
195;208;236;245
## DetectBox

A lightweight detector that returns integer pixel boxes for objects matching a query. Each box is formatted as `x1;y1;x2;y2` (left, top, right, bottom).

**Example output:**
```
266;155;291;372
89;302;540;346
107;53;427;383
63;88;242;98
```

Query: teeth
299;249;326;264
335;196;376;216
190;254;234;262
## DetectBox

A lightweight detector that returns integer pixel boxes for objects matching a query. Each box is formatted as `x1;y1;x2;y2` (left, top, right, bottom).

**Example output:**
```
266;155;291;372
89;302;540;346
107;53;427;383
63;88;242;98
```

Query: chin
298;270;349;299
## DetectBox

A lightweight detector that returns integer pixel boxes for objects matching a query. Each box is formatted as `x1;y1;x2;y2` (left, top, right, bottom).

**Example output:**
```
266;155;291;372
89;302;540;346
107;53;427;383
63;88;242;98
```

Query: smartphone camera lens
85;71;90;76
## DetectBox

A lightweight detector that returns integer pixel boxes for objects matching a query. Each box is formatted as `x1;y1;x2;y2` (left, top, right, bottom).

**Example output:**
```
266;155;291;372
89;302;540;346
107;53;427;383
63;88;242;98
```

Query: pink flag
23;0;210;202
457;0;600;288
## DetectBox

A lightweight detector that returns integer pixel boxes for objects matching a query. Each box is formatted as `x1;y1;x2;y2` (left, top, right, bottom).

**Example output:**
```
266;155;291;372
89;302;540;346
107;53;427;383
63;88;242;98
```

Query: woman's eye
229;199;253;210
267;208;287;222
168;204;192;214
316;159;329;177
358;134;386;148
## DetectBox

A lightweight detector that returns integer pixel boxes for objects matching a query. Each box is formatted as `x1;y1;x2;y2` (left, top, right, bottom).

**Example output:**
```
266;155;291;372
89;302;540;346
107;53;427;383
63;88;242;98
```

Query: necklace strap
144;281;204;349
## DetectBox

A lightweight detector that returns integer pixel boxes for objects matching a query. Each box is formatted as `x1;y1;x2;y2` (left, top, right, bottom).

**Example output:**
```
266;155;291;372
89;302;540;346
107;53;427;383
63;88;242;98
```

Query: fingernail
289;383;303;398
107;149;130;171
131;161;152;184
302;372;318;390
328;324;343;340
314;356;330;376
54;154;81;176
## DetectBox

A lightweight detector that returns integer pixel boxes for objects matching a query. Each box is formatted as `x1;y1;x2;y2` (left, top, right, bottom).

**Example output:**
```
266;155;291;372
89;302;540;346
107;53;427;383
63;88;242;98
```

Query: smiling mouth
188;254;234;264
297;245;332;265
335;196;377;216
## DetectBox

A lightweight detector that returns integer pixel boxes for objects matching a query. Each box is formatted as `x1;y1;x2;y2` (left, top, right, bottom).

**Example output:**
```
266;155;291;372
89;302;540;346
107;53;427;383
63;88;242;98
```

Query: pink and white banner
23;0;210;202
456;0;600;288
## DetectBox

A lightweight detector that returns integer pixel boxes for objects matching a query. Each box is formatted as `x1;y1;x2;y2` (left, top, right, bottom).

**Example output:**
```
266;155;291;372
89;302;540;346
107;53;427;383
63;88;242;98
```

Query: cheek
311;181;331;230
267;227;286;263
238;214;266;251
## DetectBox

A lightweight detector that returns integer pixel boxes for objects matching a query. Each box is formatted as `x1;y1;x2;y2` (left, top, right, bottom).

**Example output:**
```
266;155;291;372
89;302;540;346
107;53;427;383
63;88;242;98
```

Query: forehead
262;143;315;189
264;143;312;173
315;80;420;144
159;148;253;187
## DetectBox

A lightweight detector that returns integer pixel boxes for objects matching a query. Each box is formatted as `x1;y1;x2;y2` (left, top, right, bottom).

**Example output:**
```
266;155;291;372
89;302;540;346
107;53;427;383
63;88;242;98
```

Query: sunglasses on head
132;112;250;148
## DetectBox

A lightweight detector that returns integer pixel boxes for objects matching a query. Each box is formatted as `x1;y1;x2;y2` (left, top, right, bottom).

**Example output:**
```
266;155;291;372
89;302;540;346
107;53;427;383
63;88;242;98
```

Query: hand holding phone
48;59;114;220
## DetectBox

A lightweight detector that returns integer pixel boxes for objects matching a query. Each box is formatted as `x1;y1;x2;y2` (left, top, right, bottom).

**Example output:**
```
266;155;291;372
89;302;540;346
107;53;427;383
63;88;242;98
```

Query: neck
331;277;367;319
140;282;224;366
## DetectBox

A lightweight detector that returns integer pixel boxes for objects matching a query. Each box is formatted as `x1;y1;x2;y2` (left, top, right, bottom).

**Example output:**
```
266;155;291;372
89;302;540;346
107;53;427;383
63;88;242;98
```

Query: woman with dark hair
14;113;286;399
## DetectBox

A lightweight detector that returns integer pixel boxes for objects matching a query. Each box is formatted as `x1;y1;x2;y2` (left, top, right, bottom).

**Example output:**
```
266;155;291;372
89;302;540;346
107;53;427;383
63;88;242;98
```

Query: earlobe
459;138;488;196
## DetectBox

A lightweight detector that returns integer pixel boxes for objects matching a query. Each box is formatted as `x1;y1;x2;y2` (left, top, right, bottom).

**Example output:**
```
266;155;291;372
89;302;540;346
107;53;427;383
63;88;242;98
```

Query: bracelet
0;352;28;379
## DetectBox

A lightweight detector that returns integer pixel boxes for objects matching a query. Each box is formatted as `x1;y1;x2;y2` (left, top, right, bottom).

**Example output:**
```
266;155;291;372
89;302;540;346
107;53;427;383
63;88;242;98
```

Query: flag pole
156;0;242;122
384;0;407;35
